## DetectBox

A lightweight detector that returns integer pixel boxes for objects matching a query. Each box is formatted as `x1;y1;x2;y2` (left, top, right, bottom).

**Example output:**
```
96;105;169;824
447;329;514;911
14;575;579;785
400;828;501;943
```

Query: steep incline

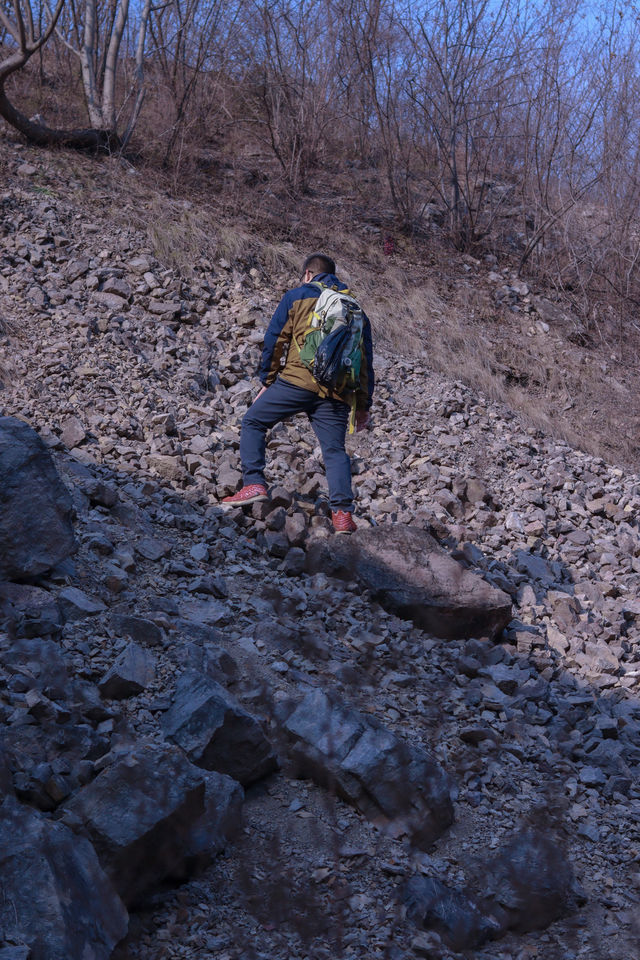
1;139;640;960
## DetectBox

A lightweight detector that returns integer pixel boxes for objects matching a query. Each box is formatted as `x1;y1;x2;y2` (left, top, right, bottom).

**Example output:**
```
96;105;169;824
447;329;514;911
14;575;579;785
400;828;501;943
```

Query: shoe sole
333;527;356;534
220;494;268;508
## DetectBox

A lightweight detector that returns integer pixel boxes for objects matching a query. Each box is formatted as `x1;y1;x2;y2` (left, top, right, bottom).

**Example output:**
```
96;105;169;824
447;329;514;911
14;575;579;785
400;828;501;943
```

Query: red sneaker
332;510;357;534
221;484;268;507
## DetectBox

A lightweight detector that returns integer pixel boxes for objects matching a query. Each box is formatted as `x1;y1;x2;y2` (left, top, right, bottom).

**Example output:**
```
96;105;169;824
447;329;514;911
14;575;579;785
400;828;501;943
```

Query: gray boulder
64;743;206;905
57;587;106;621
0;417;75;580
0;797;128;960
475;828;586;934
276;687;454;848
180;770;244;873
98;642;156;699
306;524;512;639
404;828;585;948
403;876;500;951
111;612;164;646
162;672;277;785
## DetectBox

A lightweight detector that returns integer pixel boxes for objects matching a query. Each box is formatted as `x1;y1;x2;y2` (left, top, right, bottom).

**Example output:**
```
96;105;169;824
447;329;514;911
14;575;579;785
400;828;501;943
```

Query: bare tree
242;0;345;193
400;0;527;248
147;0;244;169
510;2;604;274
0;0;151;149
340;0;423;231
0;0;94;145
525;2;640;341
54;0;152;147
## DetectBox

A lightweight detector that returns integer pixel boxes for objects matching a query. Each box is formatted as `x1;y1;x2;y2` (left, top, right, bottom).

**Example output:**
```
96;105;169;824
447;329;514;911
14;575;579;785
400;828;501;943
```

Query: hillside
1;130;640;960
8;134;640;470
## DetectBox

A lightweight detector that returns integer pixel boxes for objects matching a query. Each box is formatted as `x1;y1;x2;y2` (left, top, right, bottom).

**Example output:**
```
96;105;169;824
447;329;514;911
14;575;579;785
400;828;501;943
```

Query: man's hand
355;410;371;432
252;386;268;405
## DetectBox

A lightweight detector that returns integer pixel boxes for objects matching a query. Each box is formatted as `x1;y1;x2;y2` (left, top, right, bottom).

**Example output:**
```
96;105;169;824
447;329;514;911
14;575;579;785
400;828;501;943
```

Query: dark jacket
257;273;374;410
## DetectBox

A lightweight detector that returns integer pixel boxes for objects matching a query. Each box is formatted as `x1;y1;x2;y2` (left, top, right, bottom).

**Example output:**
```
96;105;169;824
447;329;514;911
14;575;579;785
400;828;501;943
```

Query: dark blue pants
240;377;353;511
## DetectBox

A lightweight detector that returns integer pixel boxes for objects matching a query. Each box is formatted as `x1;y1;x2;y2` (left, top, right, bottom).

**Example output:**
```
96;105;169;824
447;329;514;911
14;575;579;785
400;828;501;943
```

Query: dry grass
126;195;301;278
350;252;640;467
145;202;232;273
258;240;300;276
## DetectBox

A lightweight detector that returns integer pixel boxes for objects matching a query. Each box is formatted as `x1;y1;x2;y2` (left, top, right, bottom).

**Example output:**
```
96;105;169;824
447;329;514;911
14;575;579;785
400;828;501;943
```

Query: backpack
296;283;364;395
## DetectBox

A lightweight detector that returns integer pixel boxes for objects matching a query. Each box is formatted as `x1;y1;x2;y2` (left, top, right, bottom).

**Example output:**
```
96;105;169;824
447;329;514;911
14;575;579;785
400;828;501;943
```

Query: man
221;253;374;533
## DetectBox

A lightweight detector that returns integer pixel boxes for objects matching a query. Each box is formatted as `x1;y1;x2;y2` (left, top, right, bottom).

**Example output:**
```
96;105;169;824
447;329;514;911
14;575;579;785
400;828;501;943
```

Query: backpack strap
293;282;329;353
348;393;357;434
314;280;350;295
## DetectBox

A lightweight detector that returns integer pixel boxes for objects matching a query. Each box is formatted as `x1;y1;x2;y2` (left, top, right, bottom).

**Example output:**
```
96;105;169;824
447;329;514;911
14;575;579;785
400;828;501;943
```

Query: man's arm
257;292;293;386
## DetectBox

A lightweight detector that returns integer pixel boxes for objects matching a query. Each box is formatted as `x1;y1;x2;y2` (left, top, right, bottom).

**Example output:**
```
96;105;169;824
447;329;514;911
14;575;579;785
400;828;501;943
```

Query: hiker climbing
221;253;375;533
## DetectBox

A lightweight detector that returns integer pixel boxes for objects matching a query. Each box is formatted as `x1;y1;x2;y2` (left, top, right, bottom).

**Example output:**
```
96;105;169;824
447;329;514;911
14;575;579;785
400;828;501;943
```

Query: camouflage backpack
296;282;364;396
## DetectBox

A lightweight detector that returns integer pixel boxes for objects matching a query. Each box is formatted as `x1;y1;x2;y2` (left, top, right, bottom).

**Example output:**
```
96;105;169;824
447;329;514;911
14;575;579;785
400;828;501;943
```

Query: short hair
302;253;336;278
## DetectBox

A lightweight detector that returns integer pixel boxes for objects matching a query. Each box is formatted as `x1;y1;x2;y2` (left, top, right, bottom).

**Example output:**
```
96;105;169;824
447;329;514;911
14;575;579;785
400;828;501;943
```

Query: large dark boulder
110;612;163;647
404;876;500;951
98;642;156;699
474;828;586;934
404;828;585;948
0;418;75;580
162;672;277;786
306;525;512;640
0;797;128;960
64;743;207;905
178;770;244;875
276;687;454;848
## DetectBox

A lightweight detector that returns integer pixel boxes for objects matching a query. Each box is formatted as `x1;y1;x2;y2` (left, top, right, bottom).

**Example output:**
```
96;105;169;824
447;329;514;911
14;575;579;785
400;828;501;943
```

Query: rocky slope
1;136;640;960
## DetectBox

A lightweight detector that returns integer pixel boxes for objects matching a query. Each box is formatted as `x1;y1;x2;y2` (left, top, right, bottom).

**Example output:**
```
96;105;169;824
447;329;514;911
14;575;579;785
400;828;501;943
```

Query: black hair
302;253;336;278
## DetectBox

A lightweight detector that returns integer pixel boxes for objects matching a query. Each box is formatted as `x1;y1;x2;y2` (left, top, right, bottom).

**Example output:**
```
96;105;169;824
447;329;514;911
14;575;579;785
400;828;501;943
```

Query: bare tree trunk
120;0;152;149
52;0;151;142
0;87;119;148
79;0;102;126
102;0;129;129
